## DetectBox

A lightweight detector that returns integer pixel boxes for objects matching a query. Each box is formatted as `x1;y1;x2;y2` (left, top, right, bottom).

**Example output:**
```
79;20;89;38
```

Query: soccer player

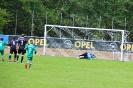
77;52;96;60
0;38;7;61
24;40;37;69
16;34;27;63
8;37;18;62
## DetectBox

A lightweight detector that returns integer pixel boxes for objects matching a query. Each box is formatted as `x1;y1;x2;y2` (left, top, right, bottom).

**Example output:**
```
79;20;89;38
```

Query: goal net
43;24;126;61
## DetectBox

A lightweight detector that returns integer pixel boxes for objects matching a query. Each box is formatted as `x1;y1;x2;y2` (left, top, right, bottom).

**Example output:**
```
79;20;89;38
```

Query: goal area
43;24;127;61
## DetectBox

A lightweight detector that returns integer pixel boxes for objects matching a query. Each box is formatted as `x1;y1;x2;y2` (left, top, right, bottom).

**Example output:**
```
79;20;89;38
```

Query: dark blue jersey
18;37;27;49
9;40;18;49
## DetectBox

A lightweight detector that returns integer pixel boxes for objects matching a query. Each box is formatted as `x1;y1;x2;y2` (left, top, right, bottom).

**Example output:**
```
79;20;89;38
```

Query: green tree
1;0;133;41
0;8;9;34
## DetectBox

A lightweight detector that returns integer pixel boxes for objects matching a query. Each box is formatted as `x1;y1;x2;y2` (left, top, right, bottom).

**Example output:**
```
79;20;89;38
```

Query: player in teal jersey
24;40;37;69
0;38;7;61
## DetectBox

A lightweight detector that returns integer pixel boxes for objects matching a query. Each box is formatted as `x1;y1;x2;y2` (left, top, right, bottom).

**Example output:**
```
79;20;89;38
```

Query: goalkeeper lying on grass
77;52;96;60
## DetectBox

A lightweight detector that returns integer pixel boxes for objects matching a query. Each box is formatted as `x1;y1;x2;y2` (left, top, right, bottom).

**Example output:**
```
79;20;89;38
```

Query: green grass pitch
0;53;133;88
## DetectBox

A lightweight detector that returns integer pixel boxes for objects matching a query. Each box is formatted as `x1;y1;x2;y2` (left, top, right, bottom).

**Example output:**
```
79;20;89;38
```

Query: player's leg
1;50;4;61
0;50;4;61
20;50;25;63
14;50;17;62
25;57;32;69
20;55;24;63
25;60;29;69
25;56;30;69
8;49;13;62
28;59;33;69
16;49;21;63
77;53;84;59
0;51;1;60
78;52;88;59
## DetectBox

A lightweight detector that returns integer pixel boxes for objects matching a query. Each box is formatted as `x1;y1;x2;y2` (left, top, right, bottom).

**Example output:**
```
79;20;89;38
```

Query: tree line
0;0;133;41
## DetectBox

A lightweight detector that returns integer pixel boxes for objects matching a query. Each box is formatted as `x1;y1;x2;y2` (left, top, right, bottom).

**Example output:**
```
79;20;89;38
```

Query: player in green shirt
0;38;7;61
24;40;37;69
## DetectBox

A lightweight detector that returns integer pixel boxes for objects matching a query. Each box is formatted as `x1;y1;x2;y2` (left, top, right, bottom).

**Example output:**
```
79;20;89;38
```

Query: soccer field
0;53;133;88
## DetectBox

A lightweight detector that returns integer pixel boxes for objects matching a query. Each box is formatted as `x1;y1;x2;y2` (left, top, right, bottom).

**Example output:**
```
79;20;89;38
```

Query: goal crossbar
45;24;124;32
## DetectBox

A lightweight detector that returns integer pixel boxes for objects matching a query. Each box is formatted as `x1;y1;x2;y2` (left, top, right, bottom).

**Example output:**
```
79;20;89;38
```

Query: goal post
43;24;125;61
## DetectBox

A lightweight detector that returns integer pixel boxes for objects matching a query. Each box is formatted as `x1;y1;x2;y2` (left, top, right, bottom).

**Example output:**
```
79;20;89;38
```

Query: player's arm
24;45;28;50
3;42;8;48
34;46;37;54
4;42;8;46
25;39;28;46
16;43;19;50
8;41;11;46
7;42;12;49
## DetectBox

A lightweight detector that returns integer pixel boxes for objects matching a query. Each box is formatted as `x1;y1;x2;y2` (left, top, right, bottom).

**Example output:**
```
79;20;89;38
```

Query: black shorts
18;48;26;55
79;52;88;58
10;48;17;54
